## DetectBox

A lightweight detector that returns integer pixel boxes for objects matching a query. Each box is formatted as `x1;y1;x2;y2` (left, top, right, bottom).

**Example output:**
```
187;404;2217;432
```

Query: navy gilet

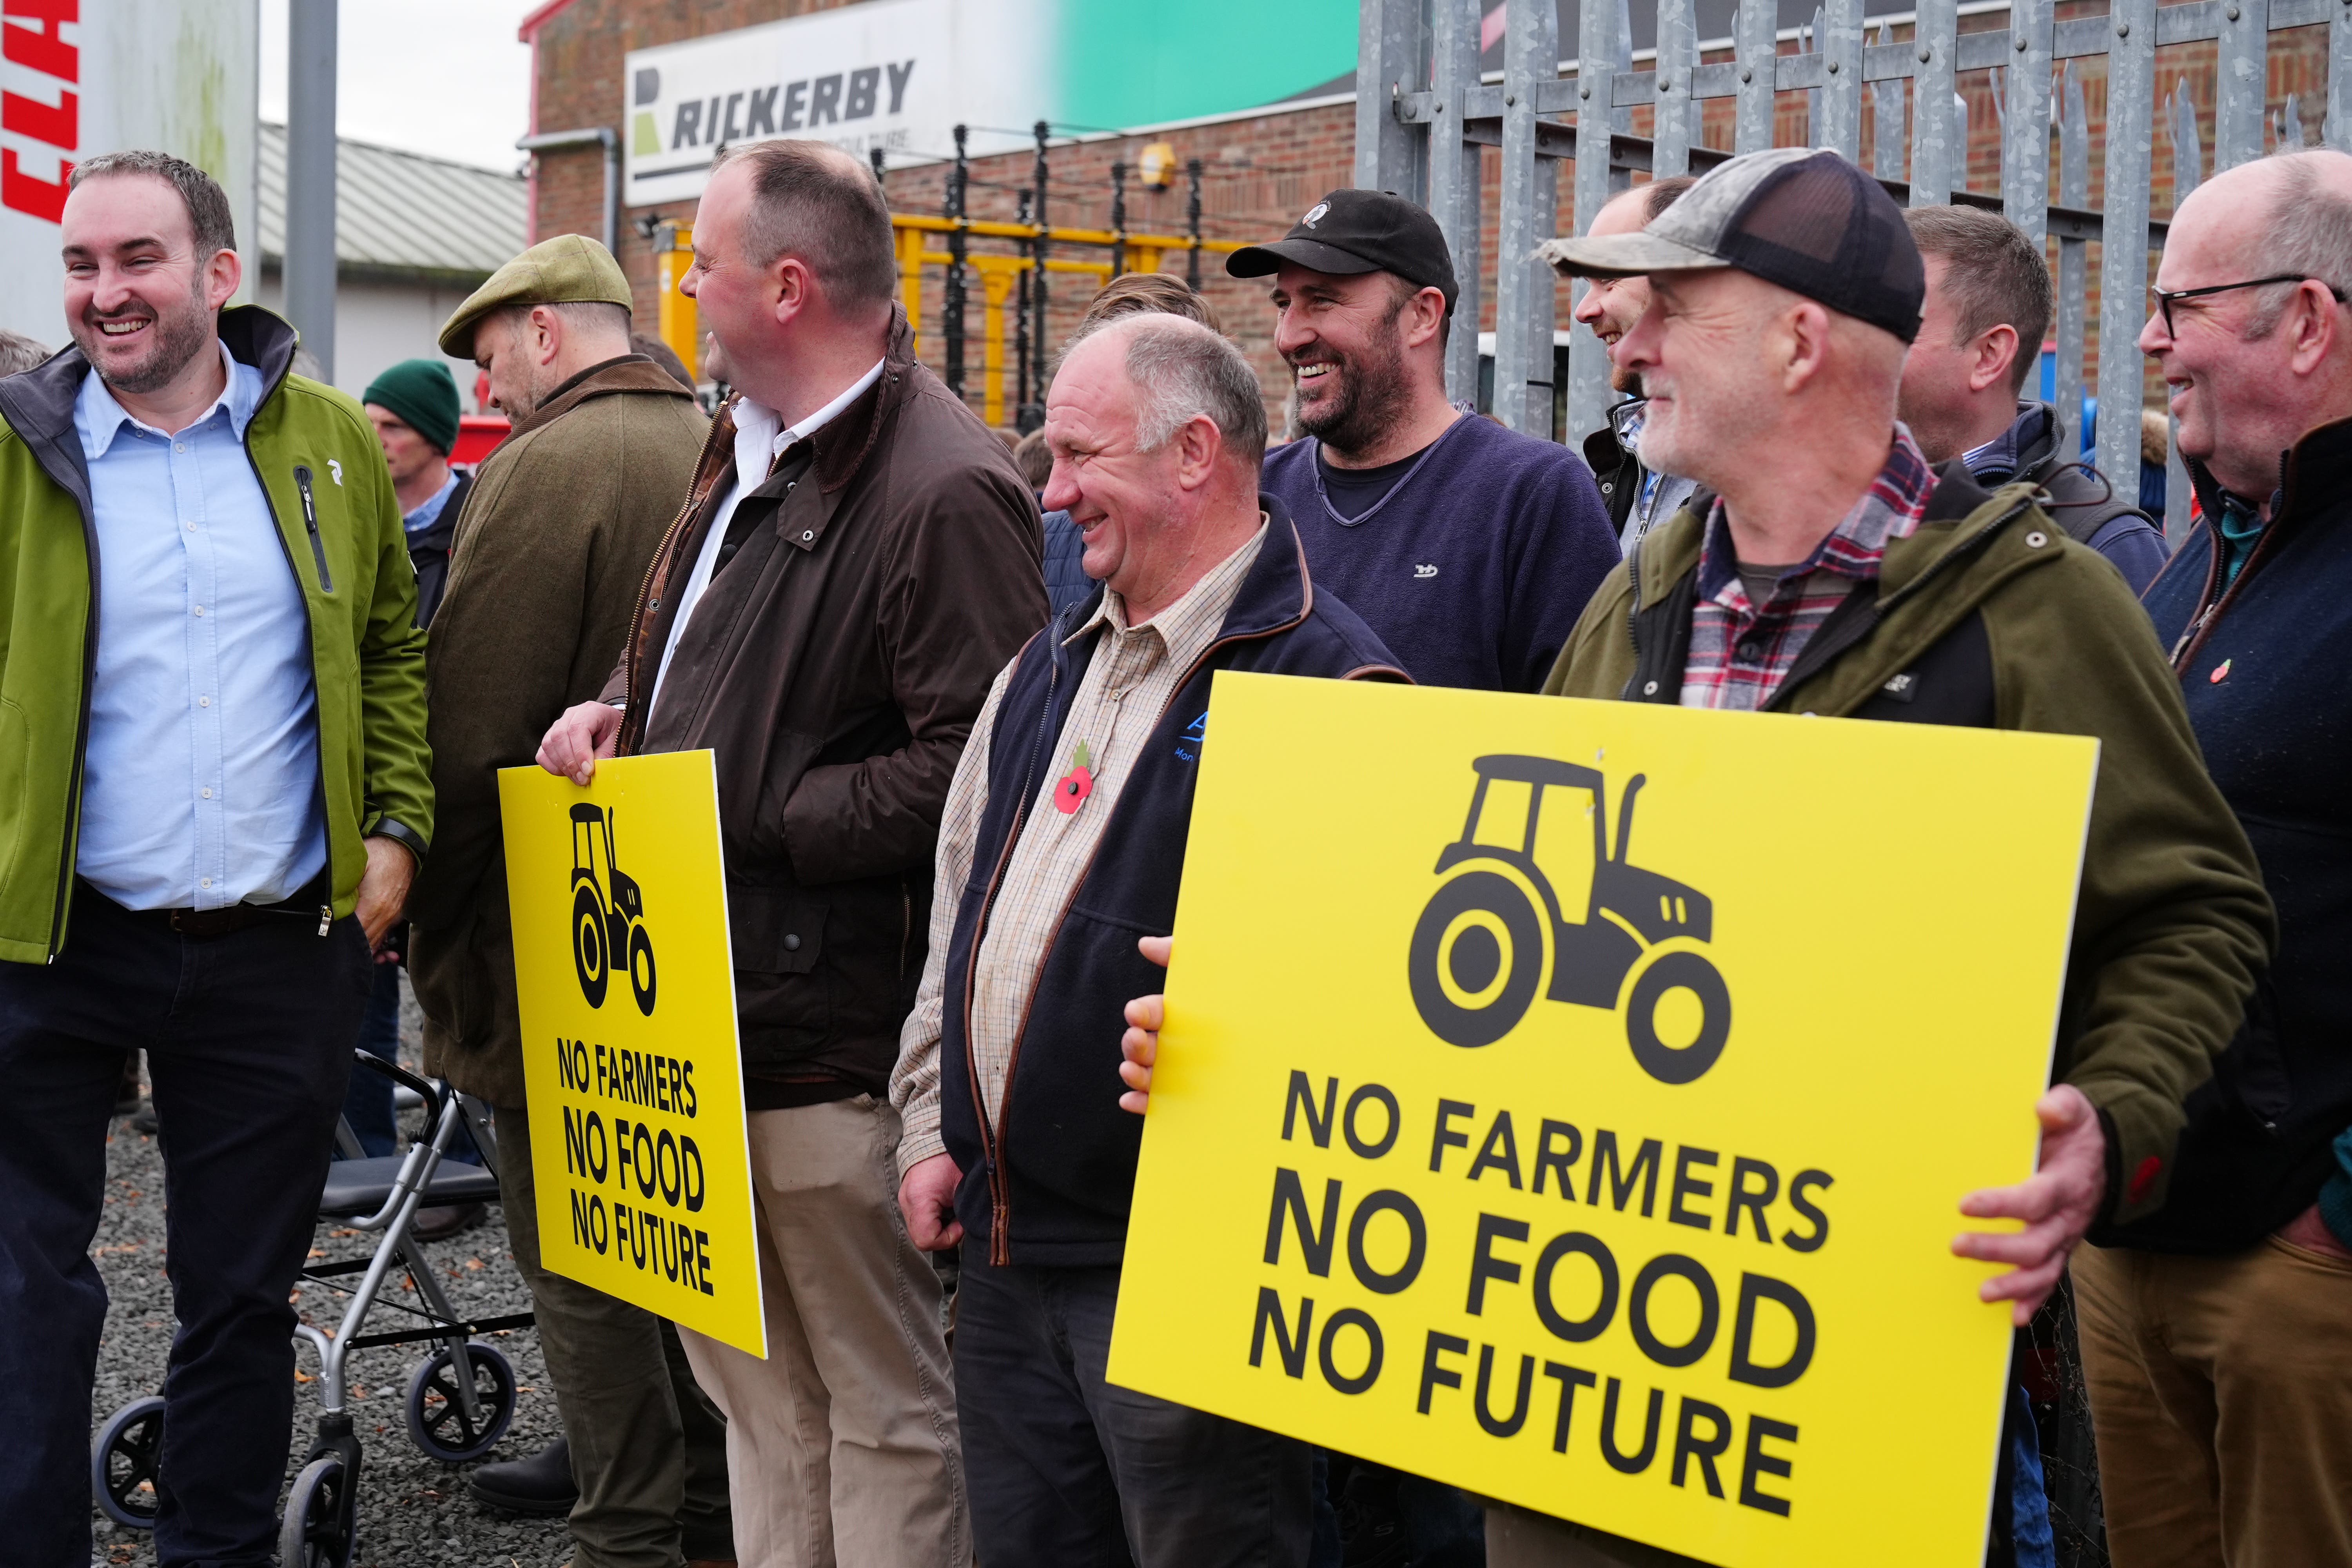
938;497;1406;1266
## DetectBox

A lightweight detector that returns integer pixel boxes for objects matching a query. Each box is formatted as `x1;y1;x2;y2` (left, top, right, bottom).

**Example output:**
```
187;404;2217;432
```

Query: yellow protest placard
1108;673;2097;1568
499;752;766;1358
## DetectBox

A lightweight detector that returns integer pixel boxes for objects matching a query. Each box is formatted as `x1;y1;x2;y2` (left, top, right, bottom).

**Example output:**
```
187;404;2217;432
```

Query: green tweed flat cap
438;233;633;358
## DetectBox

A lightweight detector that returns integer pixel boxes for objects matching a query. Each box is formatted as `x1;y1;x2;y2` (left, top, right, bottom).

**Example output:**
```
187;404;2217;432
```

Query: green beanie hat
363;359;462;455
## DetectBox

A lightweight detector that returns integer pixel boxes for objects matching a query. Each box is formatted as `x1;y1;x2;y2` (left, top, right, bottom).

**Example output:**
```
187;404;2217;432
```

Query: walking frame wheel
279;1450;359;1568
91;1394;165;1528
405;1339;517;1463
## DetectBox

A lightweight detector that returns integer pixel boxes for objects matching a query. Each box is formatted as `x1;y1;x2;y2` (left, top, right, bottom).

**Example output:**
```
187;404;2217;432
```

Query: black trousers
954;1242;1315;1568
0;880;368;1567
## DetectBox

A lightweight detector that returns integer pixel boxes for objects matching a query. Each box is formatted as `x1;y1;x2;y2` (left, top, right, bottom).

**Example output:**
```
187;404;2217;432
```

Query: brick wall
530;0;2334;435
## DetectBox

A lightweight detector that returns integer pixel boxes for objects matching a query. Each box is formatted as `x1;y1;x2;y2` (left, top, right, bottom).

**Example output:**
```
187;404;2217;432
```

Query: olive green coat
408;355;710;1106
1545;474;2274;1225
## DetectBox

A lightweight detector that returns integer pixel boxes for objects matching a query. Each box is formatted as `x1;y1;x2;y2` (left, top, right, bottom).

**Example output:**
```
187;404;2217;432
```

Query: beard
494;359;559;424
1290;308;1415;459
77;273;216;397
1610;361;1644;397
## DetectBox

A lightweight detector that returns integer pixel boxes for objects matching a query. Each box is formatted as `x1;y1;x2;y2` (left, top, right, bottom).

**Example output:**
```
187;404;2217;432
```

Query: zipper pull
291;466;334;591
2170;606;2214;668
317;904;332;936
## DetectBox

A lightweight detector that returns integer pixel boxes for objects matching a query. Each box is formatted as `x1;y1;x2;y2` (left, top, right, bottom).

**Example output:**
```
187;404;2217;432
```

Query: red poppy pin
1053;740;1094;814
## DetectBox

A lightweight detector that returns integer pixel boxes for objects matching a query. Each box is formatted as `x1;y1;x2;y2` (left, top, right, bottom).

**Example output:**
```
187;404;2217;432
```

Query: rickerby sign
621;0;1356;206
1109;673;2097;1567
0;0;259;348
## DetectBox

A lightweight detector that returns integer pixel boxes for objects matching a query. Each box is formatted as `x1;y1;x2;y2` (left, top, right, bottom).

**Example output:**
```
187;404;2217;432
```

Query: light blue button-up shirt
403;468;460;535
73;341;327;911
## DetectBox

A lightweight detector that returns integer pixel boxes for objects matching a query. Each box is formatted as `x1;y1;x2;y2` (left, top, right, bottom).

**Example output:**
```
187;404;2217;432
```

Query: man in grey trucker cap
1499;147;2275;1565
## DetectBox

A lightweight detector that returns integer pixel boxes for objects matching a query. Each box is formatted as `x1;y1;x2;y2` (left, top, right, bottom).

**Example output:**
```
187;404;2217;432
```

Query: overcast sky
258;0;539;172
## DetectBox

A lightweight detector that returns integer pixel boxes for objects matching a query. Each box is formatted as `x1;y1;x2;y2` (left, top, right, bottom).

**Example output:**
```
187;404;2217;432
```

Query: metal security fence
1356;0;2352;530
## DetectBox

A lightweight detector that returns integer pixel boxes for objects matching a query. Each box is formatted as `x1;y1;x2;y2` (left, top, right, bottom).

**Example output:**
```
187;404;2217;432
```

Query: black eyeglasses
2152;274;2348;337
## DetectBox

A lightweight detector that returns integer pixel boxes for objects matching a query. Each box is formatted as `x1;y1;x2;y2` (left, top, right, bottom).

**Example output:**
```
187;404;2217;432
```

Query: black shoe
129;1103;159;1136
410;1201;485;1243
466;1437;577;1515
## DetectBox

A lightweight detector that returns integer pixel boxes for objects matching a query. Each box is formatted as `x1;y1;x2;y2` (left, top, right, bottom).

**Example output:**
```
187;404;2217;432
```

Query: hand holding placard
1953;1085;2107;1324
537;699;623;786
1116;934;1172;1116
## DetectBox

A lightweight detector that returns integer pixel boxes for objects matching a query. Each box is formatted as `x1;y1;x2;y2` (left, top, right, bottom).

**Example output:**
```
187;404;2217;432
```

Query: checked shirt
891;524;1268;1174
1678;426;1935;711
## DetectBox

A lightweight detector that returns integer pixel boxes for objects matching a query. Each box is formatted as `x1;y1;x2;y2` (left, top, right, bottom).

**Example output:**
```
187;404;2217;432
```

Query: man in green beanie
403;232;735;1566
352;356;483;1242
363;357;467;626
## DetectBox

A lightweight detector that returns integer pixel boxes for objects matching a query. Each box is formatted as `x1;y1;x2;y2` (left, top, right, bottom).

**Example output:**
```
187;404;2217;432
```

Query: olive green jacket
1545;468;2274;1224
408;354;710;1107
0;306;431;964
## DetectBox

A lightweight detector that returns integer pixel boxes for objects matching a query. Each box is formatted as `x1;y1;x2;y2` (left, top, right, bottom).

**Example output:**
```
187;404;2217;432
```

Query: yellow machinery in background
651;216;1245;430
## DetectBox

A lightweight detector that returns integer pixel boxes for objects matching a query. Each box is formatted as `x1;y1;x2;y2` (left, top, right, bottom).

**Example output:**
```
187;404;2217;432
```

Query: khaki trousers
499;1101;736;1567
676;1096;966;1568
2074;1238;2352;1568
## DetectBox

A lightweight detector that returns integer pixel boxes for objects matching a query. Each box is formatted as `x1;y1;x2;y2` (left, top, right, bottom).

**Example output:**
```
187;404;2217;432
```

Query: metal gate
1355;0;2352;533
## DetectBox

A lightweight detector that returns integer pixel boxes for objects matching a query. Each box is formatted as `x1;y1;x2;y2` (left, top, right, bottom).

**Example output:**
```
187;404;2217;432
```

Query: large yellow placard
1108;673;2097;1567
499;752;765;1357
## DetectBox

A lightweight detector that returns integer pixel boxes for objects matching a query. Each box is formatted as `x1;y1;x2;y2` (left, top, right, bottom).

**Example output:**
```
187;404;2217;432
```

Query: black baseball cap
1227;188;1461;316
1537;147;1925;343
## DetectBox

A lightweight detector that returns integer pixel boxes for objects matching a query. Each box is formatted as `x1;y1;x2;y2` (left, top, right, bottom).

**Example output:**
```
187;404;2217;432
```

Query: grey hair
2247;150;2352;338
68;149;236;258
0;328;52;377
1081;314;1267;466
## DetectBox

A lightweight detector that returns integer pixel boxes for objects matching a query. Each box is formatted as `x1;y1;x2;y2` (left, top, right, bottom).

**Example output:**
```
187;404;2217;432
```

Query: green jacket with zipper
1544;463;2274;1225
0;305;432;963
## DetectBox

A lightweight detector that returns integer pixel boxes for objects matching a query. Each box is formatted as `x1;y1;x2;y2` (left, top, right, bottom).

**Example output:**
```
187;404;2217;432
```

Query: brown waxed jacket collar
813;307;916;492
506;353;695;443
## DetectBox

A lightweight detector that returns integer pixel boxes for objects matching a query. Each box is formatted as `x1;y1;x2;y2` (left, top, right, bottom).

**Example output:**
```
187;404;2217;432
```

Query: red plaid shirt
1679;428;1935;711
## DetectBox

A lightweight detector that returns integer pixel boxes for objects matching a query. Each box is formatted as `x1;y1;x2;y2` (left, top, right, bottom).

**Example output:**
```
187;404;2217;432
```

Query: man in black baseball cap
1492;143;2276;1568
1231;188;1618;699
1226;187;1462;312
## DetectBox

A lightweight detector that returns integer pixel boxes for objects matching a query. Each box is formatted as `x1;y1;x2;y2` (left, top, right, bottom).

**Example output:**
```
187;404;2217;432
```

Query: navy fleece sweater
1260;413;1619;692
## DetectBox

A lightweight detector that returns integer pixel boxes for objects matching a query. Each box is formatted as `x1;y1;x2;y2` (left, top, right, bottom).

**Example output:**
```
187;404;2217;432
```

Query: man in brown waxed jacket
538;140;1044;1565
404;236;737;1565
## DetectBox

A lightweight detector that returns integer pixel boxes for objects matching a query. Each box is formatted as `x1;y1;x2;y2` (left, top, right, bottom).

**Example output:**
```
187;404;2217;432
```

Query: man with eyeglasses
2074;147;2352;1568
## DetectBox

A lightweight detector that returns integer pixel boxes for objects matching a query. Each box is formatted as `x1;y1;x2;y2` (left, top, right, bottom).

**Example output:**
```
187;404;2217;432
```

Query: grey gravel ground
88;975;575;1567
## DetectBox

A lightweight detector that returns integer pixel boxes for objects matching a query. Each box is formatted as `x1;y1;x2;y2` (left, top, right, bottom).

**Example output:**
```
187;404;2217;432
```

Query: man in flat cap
1500;144;2275;1568
404;232;737;1565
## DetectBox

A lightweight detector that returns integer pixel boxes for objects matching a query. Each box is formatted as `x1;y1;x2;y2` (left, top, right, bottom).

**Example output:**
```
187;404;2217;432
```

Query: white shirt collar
76;338;262;461
730;358;887;476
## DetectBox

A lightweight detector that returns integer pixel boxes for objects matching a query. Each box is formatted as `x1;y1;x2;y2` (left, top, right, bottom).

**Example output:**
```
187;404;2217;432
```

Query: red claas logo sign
3;0;78;223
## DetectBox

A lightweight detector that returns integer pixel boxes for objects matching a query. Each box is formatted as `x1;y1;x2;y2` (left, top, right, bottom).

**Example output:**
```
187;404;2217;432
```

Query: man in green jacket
405;236;735;1566
1470;145;2276;1568
0;152;430;1562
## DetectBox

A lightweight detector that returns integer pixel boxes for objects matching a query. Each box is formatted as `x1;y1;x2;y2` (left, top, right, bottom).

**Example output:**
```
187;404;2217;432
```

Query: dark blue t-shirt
1259;414;1620;692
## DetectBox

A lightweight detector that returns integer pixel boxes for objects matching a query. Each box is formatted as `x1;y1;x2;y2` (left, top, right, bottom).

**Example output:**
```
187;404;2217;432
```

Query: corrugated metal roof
258;123;528;284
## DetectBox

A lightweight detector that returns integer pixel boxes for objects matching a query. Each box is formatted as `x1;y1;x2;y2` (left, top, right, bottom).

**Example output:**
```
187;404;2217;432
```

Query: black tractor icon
570;804;656;1016
1407;755;1730;1083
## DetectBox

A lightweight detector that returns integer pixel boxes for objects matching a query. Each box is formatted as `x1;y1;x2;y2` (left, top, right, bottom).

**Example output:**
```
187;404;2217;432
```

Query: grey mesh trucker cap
1536;147;1926;343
